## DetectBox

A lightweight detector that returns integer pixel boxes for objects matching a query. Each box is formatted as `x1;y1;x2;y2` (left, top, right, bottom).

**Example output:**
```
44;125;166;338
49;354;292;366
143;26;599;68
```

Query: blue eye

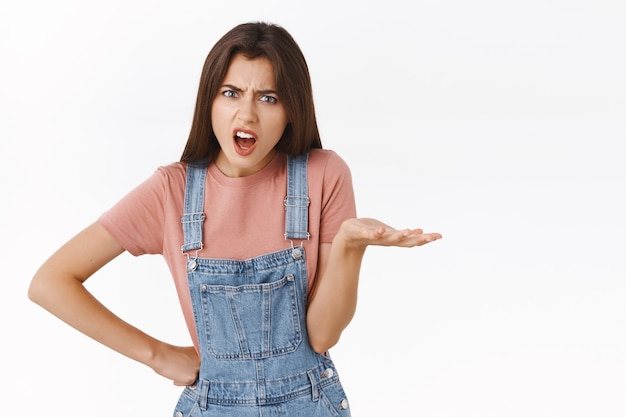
260;95;278;104
223;90;237;98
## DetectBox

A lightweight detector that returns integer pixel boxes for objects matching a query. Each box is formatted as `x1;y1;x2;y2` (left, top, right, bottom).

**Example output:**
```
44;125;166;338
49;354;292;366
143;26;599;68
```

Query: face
211;54;289;177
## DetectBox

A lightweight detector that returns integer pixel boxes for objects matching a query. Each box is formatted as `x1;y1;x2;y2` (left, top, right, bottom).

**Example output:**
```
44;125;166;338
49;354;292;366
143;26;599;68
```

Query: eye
259;95;278;104
222;89;238;98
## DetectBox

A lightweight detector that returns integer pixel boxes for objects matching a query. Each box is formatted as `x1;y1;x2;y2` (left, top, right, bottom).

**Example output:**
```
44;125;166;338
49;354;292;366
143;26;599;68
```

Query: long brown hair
180;22;322;164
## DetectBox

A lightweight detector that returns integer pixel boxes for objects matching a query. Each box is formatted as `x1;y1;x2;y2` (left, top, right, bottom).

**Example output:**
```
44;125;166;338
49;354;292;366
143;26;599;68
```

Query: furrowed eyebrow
257;89;279;96
220;84;278;95
221;84;241;91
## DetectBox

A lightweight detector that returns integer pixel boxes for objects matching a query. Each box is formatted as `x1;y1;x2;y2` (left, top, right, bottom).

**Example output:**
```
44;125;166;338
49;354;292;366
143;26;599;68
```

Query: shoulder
142;162;187;193
112;162;187;207
308;149;352;176
155;161;186;181
306;149;355;197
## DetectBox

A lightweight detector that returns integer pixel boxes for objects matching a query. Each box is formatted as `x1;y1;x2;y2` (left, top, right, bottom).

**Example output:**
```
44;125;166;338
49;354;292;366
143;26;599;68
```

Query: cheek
210;103;221;123
271;112;289;134
211;107;229;134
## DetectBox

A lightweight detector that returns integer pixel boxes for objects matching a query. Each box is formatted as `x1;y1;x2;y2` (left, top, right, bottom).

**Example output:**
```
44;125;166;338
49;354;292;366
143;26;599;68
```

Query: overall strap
284;153;310;241
181;162;207;254
181;154;310;254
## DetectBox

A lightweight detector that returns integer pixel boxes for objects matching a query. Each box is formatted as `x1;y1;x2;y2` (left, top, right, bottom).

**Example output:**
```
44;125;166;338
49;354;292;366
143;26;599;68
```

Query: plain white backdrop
1;0;625;415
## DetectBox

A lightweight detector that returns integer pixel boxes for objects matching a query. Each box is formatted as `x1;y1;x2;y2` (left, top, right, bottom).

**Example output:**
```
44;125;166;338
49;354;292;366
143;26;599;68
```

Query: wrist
334;219;368;254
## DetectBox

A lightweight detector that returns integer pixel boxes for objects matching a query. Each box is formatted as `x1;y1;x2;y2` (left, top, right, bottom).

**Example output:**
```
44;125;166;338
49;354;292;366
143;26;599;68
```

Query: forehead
222;54;276;87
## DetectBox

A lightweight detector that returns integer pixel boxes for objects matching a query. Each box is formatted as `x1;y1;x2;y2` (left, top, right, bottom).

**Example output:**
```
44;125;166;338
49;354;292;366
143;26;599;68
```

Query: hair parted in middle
181;22;322;164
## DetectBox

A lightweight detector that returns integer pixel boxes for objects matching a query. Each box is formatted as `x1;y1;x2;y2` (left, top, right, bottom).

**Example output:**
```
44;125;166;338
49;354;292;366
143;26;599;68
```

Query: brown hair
180;22;322;164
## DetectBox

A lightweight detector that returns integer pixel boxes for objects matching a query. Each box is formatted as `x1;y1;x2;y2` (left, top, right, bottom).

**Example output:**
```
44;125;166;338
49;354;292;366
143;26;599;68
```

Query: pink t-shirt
98;149;356;348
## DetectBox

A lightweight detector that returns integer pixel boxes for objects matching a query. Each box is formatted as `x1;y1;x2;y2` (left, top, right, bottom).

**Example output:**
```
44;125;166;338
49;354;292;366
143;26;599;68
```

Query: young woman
28;22;442;416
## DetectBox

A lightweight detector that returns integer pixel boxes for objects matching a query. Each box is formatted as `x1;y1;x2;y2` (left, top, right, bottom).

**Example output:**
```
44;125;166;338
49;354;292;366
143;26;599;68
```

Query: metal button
292;248;302;259
340;399;349;410
187;259;197;271
175;411;183;417
321;368;334;378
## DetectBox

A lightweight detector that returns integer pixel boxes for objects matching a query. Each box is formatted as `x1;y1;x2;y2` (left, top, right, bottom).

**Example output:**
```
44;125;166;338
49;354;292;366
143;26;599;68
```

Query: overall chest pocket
199;274;303;360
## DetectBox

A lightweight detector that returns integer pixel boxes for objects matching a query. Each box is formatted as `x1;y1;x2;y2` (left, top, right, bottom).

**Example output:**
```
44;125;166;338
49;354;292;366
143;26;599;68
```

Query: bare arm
28;221;199;385
306;218;442;353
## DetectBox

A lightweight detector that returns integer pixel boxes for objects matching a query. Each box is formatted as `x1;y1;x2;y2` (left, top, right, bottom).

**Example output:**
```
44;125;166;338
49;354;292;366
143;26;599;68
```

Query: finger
173;377;197;387
386;229;415;244
418;233;442;245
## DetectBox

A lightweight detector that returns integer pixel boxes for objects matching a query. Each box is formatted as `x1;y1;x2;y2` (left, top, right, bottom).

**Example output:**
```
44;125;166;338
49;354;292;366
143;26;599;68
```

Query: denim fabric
174;154;351;417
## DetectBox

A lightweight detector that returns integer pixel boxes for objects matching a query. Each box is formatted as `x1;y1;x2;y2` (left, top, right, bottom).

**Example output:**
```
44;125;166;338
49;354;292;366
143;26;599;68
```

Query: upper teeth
236;132;254;139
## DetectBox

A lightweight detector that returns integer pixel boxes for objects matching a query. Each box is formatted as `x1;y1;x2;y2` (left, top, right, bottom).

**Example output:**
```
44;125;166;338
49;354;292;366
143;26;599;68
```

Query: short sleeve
98;164;182;256
317;151;357;243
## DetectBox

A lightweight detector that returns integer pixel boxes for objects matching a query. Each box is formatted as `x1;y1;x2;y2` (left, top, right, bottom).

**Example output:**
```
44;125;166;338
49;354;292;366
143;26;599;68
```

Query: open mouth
234;131;257;153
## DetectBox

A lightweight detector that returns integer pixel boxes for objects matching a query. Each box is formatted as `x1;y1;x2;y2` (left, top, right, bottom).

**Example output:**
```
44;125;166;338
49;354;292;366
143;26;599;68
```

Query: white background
1;0;625;416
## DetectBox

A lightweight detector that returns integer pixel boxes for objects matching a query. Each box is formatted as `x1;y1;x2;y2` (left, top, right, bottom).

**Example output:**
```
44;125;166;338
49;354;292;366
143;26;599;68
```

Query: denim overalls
173;153;351;417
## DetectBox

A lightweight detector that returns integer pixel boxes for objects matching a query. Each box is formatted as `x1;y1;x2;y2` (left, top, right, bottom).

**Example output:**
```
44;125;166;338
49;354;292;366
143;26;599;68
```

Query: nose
237;97;258;124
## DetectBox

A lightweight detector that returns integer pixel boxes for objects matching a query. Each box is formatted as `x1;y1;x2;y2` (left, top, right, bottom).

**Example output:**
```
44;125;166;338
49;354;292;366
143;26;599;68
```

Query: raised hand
336;218;442;250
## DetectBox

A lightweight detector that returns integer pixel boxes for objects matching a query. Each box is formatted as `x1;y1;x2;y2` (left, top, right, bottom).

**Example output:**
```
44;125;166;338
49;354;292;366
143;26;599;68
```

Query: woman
29;22;442;416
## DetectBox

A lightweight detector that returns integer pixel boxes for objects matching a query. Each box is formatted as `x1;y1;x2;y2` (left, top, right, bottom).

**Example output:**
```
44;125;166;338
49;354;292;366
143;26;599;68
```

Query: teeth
235;131;254;139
